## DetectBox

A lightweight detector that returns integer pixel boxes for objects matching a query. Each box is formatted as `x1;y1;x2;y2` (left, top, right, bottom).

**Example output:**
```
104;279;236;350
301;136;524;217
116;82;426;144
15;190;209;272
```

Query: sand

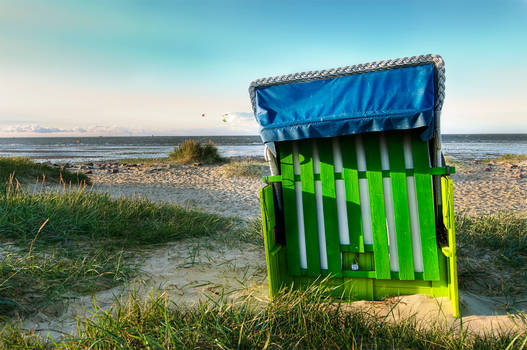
82;161;267;219
21;158;527;339
59;158;527;218
22;238;268;339
451;159;527;214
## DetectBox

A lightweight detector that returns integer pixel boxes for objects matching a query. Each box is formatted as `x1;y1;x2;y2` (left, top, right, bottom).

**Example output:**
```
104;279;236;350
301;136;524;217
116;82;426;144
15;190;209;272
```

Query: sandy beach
59;157;527;217
71;160;268;219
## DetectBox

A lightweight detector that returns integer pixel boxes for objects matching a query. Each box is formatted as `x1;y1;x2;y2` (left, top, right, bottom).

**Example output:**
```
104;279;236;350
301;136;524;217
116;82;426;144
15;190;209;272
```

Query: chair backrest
277;129;440;281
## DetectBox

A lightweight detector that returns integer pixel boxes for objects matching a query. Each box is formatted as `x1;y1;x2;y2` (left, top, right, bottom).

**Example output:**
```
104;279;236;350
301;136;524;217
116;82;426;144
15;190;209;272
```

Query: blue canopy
252;63;438;143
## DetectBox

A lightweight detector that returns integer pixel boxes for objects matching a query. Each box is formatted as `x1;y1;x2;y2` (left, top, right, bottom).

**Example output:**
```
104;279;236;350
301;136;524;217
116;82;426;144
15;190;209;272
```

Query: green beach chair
249;54;460;317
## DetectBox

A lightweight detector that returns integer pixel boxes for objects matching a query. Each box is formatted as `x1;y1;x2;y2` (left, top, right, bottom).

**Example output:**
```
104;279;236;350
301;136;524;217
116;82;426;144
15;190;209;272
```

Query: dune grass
1;284;525;349
0;157;90;185
0;250;129;317
456;212;527;302
169;140;223;164
0;184;257;317
221;159;268;178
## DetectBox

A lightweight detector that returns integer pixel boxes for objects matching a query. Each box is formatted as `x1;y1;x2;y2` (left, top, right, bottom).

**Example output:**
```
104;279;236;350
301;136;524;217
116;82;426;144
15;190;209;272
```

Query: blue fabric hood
252;63;437;143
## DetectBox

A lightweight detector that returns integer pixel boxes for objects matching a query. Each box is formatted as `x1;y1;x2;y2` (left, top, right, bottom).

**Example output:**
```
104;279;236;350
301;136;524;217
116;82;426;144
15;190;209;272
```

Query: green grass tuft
0;157;90;185
169;140;223;164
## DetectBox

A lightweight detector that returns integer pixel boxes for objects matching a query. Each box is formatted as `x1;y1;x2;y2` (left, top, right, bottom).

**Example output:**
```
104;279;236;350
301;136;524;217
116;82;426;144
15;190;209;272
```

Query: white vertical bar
356;135;367;171
380;134;399;272
292;142;308;269
312;141;328;270
403;134;424;273
332;137;344;172
333;138;350;245
355;135;373;245
292;142;301;175
403;133;414;169
379;134;390;171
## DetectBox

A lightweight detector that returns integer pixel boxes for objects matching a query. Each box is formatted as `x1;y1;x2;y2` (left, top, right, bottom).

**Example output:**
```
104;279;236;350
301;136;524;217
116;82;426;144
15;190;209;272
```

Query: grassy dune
0;157;90;185
0;184;256;317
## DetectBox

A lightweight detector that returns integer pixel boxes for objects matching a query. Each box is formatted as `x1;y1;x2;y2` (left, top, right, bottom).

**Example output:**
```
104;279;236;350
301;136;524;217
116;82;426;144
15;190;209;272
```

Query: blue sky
0;0;526;136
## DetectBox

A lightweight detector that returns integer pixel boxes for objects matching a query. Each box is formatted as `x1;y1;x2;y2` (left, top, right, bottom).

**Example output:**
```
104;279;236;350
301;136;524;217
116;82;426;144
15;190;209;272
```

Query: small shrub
169;140;223;164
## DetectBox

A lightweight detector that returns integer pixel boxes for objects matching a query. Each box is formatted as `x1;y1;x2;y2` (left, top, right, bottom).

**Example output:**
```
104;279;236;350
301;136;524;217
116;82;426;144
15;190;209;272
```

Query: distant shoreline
2;134;527;164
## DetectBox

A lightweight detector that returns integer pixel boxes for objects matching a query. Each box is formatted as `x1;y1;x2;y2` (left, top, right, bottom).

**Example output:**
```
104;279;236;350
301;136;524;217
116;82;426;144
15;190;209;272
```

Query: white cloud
220;112;259;133
3;124;85;134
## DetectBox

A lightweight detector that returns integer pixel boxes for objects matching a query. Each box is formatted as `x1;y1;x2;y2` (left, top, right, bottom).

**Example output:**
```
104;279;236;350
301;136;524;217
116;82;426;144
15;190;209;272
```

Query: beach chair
249;54;460;317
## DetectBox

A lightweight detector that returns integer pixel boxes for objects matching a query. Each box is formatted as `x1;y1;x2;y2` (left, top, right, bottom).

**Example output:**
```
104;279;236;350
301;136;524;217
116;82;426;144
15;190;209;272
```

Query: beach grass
0;184;256;317
456;212;527;301
169;140;223;164
0;249;129;316
221;159;268;178
1;284;525;349
0;157;90;185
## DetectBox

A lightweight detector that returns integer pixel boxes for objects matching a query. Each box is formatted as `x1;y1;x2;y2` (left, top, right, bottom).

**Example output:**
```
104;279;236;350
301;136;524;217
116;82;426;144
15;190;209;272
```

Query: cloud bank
0;115;260;137
0;124;149;137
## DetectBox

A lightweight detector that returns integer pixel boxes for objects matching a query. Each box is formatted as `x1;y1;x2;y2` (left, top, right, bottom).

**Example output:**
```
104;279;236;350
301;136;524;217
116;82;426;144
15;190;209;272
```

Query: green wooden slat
342;270;377;278
279;142;301;276
260;185;281;297
386;134;415;280
317;139;342;275
340;136;364;253
298;140;321;276
363;134;391;280
411;133;440;281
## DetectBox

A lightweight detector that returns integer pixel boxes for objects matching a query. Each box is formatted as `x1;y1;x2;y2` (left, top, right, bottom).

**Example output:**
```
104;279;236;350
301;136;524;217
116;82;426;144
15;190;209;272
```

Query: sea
0;134;526;164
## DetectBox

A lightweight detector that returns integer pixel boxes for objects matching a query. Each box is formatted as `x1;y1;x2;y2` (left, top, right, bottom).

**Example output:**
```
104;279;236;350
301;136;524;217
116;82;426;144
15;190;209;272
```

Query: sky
0;0;526;137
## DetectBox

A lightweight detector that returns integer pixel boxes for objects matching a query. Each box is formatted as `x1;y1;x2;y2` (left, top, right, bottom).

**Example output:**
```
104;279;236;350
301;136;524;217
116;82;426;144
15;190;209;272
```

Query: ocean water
0;136;264;164
0;134;526;164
